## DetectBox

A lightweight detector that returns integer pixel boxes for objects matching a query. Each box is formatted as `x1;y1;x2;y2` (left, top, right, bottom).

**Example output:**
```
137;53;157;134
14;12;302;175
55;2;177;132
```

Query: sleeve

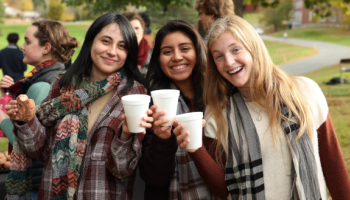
106;82;148;179
12;80;61;161
22;63;27;72
0;118;15;145
188;135;229;199
26;82;51;105
318;112;350;199
106;130;143;179
139;128;178;187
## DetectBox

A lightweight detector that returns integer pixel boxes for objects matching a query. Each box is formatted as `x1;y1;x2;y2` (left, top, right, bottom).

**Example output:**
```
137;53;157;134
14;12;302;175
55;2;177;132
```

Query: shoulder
295;76;328;127
121;77;147;95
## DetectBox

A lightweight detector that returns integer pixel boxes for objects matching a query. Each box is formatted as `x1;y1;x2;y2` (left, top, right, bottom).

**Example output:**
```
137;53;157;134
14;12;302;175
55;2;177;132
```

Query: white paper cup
122;94;150;133
175;112;203;150
151;89;180;126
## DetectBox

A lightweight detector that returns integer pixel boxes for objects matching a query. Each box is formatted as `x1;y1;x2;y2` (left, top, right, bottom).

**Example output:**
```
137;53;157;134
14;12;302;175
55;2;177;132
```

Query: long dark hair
59;12;144;94
145;20;206;111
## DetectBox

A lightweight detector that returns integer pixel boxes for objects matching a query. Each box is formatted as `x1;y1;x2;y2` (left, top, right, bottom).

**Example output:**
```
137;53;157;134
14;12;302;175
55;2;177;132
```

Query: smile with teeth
228;67;243;74
172;65;187;70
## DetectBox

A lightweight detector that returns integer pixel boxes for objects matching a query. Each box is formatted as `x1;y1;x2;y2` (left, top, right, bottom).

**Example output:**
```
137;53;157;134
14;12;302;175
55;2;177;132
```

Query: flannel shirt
12;76;146;200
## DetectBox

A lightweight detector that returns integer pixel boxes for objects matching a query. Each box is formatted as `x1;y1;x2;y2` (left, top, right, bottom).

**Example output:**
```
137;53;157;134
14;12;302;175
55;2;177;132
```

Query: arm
188;136;229;199
0;82;50;146
139;128;178;187
318;112;350;199
11;80;60;161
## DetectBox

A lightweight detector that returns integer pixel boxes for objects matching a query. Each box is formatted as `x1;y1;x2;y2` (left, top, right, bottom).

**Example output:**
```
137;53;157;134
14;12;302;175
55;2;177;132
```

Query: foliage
259;0;292;31
32;0;46;8
61;13;75;21
21;0;33;11
3;0;33;11
63;0;193;15
47;0;65;20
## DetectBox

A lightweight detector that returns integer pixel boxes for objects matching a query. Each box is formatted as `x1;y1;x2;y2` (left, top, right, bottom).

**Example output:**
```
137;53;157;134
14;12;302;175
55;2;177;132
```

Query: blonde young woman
174;14;350;200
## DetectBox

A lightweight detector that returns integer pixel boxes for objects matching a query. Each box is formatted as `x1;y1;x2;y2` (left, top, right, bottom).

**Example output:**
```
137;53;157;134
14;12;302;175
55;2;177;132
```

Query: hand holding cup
173;112;205;153
150;104;172;139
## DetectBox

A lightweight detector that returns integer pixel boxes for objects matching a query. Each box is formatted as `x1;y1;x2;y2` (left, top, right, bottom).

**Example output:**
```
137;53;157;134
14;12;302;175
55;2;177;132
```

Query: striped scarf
25;60;58;78
225;88;322;200
169;85;221;200
6;70;124;200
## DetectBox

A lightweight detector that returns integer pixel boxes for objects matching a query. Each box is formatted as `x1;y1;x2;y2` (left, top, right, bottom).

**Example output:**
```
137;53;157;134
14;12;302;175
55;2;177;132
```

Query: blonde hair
204;14;313;164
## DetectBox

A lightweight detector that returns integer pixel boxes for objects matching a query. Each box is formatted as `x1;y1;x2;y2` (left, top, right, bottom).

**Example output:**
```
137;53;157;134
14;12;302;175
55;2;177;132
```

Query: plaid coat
12;76;146;200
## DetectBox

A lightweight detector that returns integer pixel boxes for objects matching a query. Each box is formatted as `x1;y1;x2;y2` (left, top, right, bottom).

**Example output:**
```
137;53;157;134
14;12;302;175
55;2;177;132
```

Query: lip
170;64;189;71
102;56;117;63
227;66;244;77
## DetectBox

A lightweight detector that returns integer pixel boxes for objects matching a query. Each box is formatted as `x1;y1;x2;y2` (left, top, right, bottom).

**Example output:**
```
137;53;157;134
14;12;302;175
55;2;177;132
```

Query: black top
0;46;27;82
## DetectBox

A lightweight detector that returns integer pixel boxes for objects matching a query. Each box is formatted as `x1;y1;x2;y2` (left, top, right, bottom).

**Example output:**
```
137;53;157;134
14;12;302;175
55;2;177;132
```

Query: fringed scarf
6;69;124;200
225;88;322;200
169;84;221;200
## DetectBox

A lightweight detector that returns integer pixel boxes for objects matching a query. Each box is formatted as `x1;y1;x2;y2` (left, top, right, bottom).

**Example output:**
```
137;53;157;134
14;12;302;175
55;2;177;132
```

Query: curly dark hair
195;0;234;18
32;20;78;63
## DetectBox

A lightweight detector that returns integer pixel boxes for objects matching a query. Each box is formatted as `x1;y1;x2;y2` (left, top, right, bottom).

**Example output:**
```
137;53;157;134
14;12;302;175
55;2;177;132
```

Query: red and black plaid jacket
13;76;146;200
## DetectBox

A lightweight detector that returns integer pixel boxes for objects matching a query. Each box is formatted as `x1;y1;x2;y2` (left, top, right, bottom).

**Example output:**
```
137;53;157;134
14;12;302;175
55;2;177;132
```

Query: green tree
259;0;293;31
47;0;65;20
21;0;33;11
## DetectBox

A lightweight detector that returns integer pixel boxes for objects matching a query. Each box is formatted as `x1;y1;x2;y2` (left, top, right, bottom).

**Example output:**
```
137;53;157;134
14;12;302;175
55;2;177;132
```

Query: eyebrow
212;43;236;53
160;42;193;51
100;35;125;43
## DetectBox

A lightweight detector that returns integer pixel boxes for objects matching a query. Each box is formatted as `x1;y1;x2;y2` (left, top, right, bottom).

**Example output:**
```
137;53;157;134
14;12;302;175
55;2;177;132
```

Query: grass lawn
0;137;9;152
243;13;263;25
303;64;350;174
269;27;350;47
264;40;317;65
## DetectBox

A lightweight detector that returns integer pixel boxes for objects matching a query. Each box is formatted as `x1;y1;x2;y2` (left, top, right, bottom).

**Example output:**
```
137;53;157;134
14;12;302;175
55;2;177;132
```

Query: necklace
242;96;263;121
247;104;263;121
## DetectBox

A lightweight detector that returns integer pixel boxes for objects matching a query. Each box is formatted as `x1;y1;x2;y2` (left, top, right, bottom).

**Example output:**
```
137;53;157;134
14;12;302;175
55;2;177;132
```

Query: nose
107;45;117;56
172;49;183;62
20;44;25;51
224;54;235;67
198;14;202;21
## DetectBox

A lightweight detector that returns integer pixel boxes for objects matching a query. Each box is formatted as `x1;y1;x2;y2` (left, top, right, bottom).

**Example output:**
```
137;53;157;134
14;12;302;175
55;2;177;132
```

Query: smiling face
130;19;144;45
21;25;48;66
90;23;128;82
210;31;253;88
159;31;197;85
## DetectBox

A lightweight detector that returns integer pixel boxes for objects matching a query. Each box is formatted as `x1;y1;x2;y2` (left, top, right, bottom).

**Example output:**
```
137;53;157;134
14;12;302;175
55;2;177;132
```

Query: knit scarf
8;60;58;96
225;88;322;200
137;38;150;67
169;84;221;200
6;69;124;200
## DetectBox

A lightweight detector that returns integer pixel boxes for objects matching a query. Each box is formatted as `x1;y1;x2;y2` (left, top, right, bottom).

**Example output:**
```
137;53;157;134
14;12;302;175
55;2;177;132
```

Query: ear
43;42;52;55
210;14;215;19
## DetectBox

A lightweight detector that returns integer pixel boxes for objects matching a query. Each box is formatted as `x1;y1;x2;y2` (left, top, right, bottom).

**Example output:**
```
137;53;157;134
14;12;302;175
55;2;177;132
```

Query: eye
162;50;171;55
214;54;223;60
182;47;190;51
232;48;241;53
119;44;125;49
102;39;110;44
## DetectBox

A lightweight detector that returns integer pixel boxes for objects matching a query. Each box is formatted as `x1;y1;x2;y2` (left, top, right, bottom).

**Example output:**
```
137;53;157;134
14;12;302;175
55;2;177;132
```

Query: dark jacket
0;45;27;82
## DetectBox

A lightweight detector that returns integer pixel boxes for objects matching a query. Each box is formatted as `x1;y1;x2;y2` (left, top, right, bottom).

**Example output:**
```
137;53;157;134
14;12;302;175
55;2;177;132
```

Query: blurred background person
123;12;152;77
0;33;27;83
195;0;234;39
140;13;155;49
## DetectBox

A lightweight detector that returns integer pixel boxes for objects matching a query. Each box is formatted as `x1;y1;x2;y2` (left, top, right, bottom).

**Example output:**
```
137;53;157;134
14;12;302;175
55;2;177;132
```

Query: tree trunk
232;0;244;17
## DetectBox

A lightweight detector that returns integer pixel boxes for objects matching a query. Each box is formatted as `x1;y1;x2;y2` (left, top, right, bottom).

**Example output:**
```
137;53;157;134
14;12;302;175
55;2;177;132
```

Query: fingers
152;111;166;121
153;117;169;127
202;119;206;127
173;118;179;128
